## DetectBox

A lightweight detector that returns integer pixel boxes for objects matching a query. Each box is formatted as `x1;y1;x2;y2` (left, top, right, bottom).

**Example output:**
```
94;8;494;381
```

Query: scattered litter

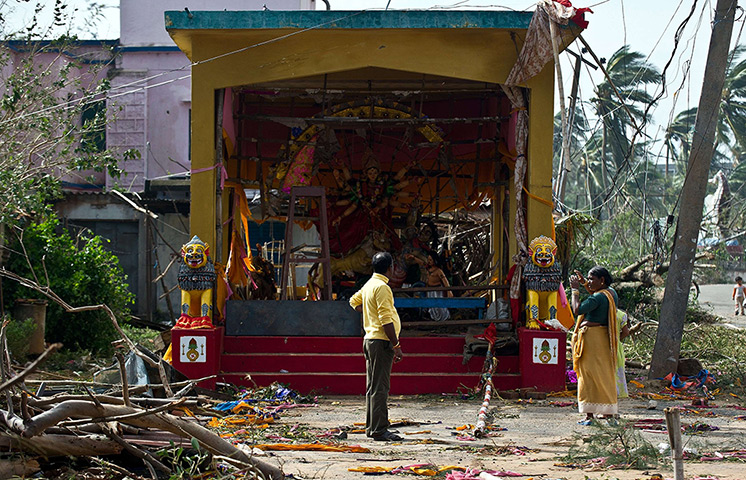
253;443;370;453
392;463;464;476
682;422;719;434
630;379;645;389
678;407;718;417
443;468;524;480
472;444;539;456
695;449;746;461
348;466;391;473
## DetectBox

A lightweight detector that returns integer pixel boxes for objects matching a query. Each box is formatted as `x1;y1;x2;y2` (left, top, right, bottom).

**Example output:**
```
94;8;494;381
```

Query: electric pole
649;0;737;379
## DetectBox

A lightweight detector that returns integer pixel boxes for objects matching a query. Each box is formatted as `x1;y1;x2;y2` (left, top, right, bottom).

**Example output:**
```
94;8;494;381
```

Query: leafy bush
2;218;134;354
4;315;37;359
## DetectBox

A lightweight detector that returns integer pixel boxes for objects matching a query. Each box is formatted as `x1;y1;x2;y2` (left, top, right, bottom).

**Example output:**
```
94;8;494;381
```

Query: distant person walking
570;266;620;425
733;276;745;315
349;252;404;442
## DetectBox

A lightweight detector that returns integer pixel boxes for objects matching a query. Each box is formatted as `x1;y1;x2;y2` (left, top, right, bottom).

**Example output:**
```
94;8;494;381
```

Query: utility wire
0;9;371;127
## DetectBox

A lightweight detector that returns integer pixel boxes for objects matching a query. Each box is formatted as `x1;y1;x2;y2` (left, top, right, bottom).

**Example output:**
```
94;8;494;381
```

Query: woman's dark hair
372;252;393;274
427;250;441;267
737;276;743;282
589;265;613;288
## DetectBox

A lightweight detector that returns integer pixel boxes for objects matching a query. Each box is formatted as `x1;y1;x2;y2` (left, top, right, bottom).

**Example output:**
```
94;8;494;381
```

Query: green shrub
4;316;36;359
2;217;134;355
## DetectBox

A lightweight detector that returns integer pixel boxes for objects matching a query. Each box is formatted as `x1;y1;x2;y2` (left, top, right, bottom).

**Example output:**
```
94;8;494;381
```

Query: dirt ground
249;391;746;480
240;292;746;480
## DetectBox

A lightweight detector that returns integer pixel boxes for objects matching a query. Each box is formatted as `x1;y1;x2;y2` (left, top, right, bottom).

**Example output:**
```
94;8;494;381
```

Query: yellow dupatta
599;289;619;370
572;288;619;370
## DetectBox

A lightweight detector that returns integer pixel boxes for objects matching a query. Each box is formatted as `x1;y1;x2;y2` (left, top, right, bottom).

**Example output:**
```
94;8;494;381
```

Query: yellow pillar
189;63;217;252
525;66;555;241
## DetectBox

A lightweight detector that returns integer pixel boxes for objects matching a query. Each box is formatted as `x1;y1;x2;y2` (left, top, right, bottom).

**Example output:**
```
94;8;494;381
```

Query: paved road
697;283;746;328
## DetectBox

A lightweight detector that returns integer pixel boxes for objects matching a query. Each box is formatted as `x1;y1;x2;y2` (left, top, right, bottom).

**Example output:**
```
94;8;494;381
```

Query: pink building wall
0;42;115;190
108;0;315;192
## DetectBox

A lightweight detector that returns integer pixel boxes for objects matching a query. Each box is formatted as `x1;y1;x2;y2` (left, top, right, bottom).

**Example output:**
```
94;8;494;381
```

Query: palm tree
715;46;746;165
553;106;590;207
663;107;697;175
588;46;661;218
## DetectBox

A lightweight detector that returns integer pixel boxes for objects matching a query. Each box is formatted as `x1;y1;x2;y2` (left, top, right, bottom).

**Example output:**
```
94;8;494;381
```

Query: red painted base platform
219;336;522;395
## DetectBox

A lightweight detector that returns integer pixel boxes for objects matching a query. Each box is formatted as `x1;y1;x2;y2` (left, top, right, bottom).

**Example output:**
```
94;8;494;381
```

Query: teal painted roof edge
164;10;533;31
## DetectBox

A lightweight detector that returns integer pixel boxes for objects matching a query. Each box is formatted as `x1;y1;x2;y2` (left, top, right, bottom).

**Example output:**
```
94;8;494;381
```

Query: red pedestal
518;327;567;392
171;327;224;389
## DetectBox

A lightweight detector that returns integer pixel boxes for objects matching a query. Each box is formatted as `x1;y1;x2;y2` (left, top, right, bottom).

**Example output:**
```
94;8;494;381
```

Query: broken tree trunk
613;252;713;289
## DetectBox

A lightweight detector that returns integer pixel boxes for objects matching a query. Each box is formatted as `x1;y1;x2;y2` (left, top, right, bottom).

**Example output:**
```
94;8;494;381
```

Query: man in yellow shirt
349;252;404;441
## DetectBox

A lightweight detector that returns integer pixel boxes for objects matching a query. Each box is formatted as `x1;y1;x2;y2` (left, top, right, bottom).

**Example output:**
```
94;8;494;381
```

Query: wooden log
0;433;122;457
29;395;201;409
665;407;684;480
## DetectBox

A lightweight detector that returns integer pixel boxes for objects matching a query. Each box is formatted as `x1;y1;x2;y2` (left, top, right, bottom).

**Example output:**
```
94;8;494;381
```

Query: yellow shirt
349;273;401;341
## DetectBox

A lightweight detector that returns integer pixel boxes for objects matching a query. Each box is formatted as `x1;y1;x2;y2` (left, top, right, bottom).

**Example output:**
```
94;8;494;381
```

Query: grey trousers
363;339;394;437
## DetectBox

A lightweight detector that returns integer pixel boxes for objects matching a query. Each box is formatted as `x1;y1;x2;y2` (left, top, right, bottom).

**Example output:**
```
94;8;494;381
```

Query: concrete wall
0;43;114;189
108;0;317;192
121;0;315;47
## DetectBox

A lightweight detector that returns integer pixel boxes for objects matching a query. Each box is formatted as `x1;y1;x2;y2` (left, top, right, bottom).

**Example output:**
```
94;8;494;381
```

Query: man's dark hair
372;252;393;274
589;265;613;288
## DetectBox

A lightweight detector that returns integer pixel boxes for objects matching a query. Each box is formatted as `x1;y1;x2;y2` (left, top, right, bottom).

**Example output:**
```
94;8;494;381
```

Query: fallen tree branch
91;456;149;480
0;432;122;457
60;397;187;428
104;425;171;475
21;400;284;480
0;343;62;393
29;394;201;409
114;352;131;408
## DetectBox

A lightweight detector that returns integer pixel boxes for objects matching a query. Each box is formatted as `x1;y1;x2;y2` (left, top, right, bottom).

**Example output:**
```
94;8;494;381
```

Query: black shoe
373;430;403;441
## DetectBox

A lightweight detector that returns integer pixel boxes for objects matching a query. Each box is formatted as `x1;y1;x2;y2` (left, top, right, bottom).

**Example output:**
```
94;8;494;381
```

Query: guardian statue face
181;236;210;270
528;235;557;269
